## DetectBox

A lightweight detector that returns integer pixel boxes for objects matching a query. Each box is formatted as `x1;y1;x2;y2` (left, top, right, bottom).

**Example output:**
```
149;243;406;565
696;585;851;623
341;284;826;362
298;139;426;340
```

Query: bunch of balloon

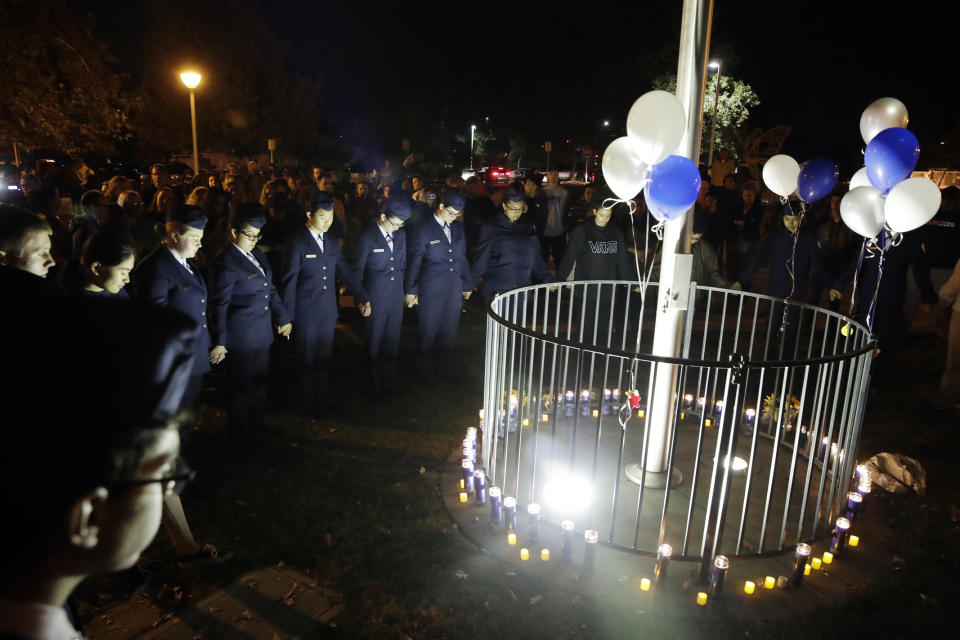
841;97;941;240
600;90;701;230
762;154;839;207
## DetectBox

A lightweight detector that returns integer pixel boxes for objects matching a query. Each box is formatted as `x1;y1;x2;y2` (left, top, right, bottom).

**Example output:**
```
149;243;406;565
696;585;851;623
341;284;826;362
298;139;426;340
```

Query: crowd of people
1;151;958;638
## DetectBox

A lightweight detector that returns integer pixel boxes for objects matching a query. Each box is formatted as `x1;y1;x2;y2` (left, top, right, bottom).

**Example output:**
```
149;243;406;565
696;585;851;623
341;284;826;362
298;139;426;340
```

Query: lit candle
709;555;729;595
680;411;686;421
856;463;870;484
790;542;811;586
655;543;672;585
584;529;598;573
683;393;694;410
459;478;465;490
799;425;809;449
714;400;724;418
560;520;575;558
698;396;706;409
849;535;860;548
743;581;756;595
804;563;811;576
565;390;574;404
489;486;502;524
459;492;468;503
705;418;713;428
507;532;517;546
478;409;484;427
473;470;486;506
830;517;851;555
856;481;871;515
592;409;599;418
613;388;620;401
603;389;611;401
764;576;775;589
822;552;833;565
637;408;645;418
466;426;477;442
520;548;529;561
527;503;541;542
640;578;651;592
541;413;549;422
745;407;756;426
503;497;517;531
522;418;530;427
581;406;590;416
820;437;830;461
540;548;550;561
696;592;708;606
581;389;590;403
811;557;822;570
461;459;474;492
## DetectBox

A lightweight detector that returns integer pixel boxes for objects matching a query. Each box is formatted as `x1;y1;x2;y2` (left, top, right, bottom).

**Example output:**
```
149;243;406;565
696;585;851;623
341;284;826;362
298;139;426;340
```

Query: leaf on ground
454;569;468;580
508;589;518;602
419;466;426;474
529;595;542;605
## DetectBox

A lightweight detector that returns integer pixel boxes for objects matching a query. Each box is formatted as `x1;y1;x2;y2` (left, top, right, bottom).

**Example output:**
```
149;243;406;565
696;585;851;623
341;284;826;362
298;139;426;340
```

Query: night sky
95;0;959;174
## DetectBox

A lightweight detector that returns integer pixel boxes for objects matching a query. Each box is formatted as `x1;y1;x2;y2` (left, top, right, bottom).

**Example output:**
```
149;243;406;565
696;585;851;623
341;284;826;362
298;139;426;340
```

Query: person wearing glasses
353;195;412;397
404;188;474;383
279;192;370;415
209;204;292;441
470;182;553;313
0;296;196;640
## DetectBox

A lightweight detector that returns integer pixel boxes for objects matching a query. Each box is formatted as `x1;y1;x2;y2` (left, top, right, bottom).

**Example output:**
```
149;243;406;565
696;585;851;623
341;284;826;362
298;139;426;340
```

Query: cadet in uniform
405;188;473;382
353;195;411;396
471;183;553;319
280;192;370;414
209;205;292;441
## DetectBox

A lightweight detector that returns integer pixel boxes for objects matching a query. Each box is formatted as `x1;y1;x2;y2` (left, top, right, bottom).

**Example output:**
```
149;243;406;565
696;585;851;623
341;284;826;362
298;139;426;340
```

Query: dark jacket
353;224;407;307
471;212;553;301
737;215;828;301
405;216;473;296
555;219;634;282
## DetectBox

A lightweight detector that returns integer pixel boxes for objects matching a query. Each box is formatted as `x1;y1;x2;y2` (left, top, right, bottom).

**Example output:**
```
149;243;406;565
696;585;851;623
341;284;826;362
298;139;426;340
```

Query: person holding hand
209;204;292;442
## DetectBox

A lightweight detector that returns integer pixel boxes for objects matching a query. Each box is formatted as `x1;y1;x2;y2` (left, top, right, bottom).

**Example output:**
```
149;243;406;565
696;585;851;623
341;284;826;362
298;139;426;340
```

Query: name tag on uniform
373;248;385;253
247;273;258;279
306;253;317;258
430;239;441;245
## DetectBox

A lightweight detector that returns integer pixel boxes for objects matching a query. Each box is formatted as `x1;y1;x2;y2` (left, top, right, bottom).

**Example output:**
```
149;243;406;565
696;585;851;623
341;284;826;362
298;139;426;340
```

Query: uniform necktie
443;222;451;243
386;232;394;252
316;232;324;254
244;250;266;276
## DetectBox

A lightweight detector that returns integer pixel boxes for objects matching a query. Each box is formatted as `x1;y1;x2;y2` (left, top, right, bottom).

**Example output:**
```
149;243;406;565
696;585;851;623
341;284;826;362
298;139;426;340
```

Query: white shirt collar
434;214;448;228
0;598;83;640
166;246;191;271
231;242;256;261
379;224;393;240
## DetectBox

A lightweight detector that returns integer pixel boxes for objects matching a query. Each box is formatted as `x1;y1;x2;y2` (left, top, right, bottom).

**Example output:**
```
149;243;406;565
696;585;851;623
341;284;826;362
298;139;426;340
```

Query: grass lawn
74;299;960;639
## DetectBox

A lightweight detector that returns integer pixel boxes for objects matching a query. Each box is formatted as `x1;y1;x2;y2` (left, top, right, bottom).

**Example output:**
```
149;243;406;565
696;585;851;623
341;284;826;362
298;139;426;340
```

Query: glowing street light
706;60;721;168
470;124;476;170
180;71;202;174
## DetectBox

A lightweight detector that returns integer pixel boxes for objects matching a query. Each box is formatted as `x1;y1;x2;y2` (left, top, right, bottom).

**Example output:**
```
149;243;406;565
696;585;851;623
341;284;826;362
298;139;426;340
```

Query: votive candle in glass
764;576;776;589
503;496;517;531
655;543;672;585
709;555;728;595
560;520;575;558
489;486;502;524
540;548;550;561
743;581;756;595
790;542;811;586
520;548;529;561
640;578;651;592
811;557;822;570
473;470;486;506
830;517;850;555
527;503;541;542
584;529;598;573
461;459;474;492
507;532;517;546
822;552;834;565
696;592;708;606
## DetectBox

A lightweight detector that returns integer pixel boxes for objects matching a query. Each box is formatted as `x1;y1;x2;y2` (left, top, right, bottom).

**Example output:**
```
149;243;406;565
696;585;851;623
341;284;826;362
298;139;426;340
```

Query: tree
653;73;760;165
0;0;132;157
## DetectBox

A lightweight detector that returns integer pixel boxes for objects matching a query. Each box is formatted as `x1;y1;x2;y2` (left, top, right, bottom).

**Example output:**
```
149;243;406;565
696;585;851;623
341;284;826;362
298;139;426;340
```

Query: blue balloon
644;155;701;221
796;157;839;202
864;127;919;193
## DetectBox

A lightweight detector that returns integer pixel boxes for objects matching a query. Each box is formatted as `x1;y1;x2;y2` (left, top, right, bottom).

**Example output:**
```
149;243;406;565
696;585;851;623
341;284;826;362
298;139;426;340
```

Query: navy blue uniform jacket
405;217;473;296
133;246;211;375
470;212;553;301
279;226;368;323
209;244;290;351
736;222;827;301
353;225;406;306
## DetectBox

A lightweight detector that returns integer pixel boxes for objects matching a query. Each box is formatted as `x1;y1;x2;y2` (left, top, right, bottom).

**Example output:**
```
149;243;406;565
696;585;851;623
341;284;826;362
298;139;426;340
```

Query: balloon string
848;238;867;317
865;231;887;332
780;201;804;335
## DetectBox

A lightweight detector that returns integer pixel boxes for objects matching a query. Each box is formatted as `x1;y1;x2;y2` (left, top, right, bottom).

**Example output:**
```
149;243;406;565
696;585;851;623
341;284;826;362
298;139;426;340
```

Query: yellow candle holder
764;576;775;589
696;592;708;606
459;492;468;503
592;409;599;418
804;563;811;576
680;412;686;420
744;581;756;595
811;557;822;570
541;414;549;422
540;548;550;561
459;478;465;489
822;552;833;565
849;535;859;548
637;409;646;418
705;418;713;428
507;532;517;546
520;548;529;561
640;578;651;592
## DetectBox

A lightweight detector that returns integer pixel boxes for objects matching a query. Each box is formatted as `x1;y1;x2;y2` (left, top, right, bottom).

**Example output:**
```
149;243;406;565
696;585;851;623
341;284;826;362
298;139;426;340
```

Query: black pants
539;233;566;266
226;347;270;438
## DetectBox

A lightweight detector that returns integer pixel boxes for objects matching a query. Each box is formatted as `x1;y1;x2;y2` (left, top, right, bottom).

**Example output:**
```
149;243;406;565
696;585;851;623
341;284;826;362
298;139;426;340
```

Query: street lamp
707;60;721;168
180;71;202;175
470;124;476;170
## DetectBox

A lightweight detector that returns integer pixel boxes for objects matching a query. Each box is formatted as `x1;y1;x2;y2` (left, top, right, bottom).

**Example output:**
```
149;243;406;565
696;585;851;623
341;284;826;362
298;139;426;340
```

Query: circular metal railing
479;281;874;573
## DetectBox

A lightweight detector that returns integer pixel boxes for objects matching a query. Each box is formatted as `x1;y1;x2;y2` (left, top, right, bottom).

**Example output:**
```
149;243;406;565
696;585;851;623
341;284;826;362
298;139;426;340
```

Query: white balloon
840;186;885;239
601;137;649;201
884;177;941;233
859;97;909;145
762;154;800;198
849;167;871;191
625;90;686;165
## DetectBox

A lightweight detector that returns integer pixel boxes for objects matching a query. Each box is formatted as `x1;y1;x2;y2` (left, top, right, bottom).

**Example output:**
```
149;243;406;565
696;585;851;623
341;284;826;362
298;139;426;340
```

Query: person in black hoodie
555;188;635;346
